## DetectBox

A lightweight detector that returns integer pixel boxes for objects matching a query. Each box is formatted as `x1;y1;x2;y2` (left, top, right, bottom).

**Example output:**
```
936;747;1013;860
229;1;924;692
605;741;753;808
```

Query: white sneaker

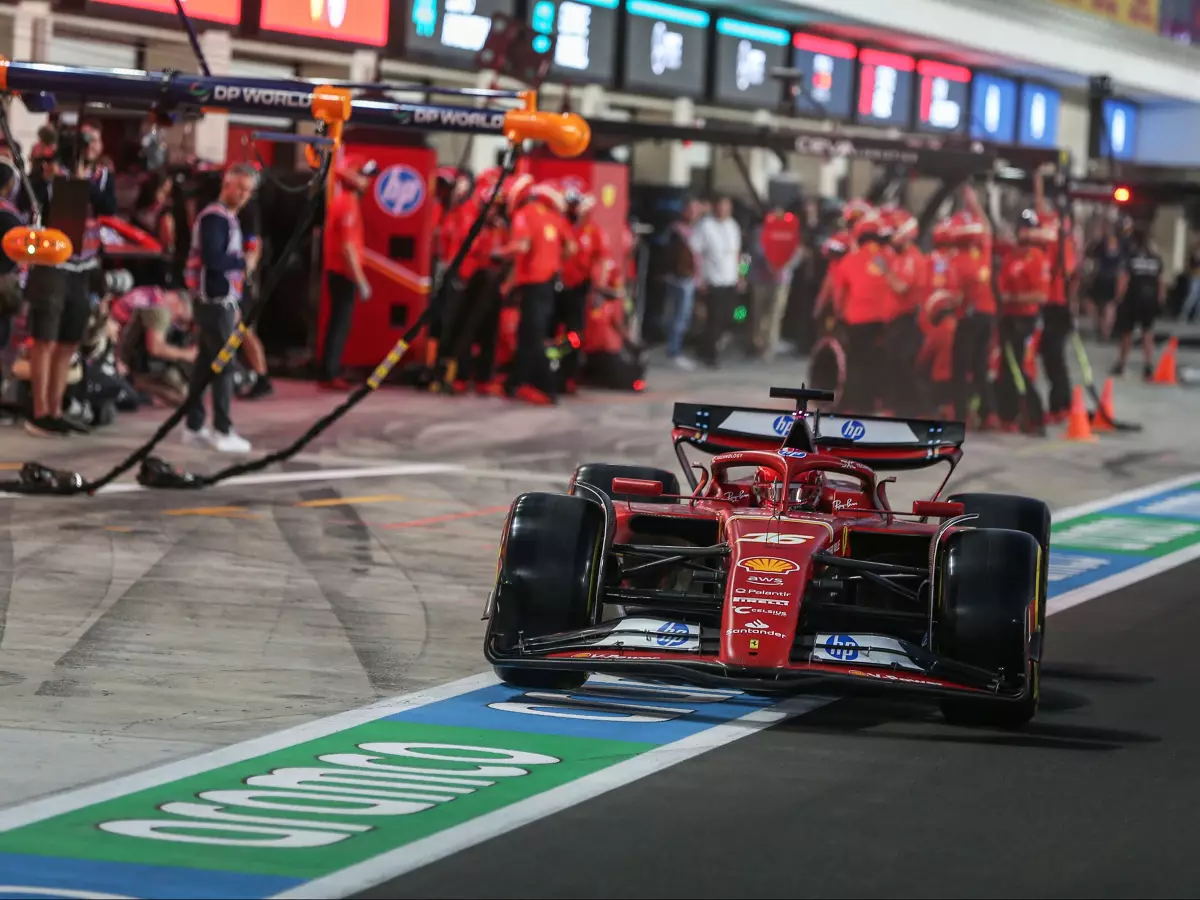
672;355;697;372
182;426;214;447
212;430;252;453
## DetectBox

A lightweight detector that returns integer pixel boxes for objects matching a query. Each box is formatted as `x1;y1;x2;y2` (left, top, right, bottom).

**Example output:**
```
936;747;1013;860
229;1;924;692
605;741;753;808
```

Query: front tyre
936;527;1041;728
487;492;604;690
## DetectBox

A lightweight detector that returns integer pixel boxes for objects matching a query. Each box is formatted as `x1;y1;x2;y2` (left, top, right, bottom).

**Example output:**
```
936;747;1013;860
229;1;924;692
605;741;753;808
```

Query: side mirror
3;226;73;266
612;477;663;498
912;500;965;519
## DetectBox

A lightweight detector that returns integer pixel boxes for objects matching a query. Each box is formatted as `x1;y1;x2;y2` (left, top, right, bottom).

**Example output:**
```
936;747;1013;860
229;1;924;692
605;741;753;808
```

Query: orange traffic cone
1152;337;1178;385
1064;385;1098;442
1091;378;1116;432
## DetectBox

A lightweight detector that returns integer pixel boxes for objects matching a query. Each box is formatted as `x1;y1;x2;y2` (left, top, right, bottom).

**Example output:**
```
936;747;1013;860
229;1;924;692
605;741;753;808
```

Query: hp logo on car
375;165;425;218
772;415;793;436
841;420;866;441
825;634;859;661
656;621;690;648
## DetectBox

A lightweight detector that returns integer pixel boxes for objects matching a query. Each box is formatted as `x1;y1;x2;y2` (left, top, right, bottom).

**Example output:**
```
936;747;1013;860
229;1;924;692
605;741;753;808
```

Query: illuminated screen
711;18;789;108
855;48;915;129
622;0;710;98
406;0;516;65
91;0;240;24
915;59;970;134
1018;82;1061;148
970;73;1017;143
791;32;857;120
261;0;388;46
1100;98;1138;161
529;0;619;85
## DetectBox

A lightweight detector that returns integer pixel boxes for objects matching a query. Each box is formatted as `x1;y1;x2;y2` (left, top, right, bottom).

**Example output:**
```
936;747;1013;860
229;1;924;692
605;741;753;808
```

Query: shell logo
601;184;616;208
738;557;800;575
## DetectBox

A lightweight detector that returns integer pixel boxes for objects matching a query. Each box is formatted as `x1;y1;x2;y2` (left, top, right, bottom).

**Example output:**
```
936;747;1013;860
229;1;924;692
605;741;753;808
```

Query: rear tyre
936;527;1040;728
487;492;604;690
571;463;681;503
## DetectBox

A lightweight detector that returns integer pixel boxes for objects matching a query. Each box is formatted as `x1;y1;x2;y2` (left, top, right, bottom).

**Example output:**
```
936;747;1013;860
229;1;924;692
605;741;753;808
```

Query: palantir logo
825;634;859;661
772;414;793;436
375;165;425;218
841;419;866;441
656;621;690;647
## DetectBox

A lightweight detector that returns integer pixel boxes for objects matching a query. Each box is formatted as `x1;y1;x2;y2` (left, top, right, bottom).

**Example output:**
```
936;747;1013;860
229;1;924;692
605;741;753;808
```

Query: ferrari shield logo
738;557;801;575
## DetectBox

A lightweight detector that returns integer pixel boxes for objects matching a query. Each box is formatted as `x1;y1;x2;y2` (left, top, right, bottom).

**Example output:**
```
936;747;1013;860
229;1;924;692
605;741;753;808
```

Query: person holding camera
18;123;116;437
180;163;257;453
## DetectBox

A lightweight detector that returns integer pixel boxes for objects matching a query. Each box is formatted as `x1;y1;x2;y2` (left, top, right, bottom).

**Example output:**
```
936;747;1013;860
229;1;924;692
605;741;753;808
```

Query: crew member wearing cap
833;211;899;414
554;185;599;393
320;154;377;391
181;162;258;454
495;174;565;405
1034;168;1077;423
949;187;998;428
995;209;1052;430
884;207;927;416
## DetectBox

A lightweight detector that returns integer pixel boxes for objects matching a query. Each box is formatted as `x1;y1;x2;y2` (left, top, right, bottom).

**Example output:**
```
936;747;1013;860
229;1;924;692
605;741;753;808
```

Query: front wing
486;622;1031;703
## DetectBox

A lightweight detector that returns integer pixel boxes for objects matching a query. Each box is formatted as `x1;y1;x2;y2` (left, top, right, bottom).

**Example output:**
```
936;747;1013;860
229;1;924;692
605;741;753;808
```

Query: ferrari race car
483;387;1050;727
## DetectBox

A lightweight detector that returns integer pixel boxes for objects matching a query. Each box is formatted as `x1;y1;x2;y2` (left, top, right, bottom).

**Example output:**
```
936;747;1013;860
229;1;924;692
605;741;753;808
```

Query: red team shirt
952;243;997;316
835;245;898;324
999;246;1051;318
324;190;364;278
510;203;565;286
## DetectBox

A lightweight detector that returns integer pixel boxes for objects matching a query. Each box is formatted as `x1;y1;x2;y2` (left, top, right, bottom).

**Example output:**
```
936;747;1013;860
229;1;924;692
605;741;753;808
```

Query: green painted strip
1052;512;1200;558
0;722;652;881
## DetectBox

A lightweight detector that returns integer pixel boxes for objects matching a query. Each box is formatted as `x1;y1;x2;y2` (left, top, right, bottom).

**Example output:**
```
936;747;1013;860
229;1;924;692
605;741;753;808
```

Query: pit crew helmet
852;212;889;245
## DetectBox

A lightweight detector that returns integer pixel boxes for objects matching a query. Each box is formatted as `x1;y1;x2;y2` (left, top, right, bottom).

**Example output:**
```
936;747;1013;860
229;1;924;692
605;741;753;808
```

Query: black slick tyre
487;491;604;690
936;527;1041;728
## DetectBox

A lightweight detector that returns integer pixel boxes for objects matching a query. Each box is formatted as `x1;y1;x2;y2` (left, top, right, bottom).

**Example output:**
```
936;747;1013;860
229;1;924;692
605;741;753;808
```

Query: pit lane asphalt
361;557;1200;900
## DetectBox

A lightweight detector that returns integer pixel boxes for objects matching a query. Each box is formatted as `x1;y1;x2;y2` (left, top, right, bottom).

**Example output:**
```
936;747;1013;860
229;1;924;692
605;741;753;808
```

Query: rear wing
671;403;966;471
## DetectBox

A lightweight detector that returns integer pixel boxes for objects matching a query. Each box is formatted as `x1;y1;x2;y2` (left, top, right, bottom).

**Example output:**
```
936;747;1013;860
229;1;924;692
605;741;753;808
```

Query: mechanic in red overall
447;174;510;396
995;210;1052;430
558;188;607;394
948;197;998;428
883;207;927;415
812;199;869;323
1035;190;1077;423
917;218;963;418
833;211;898;414
495;175;566;405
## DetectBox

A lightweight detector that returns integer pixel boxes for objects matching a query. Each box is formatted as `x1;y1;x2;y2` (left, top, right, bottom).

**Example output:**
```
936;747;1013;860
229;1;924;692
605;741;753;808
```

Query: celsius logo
375;165;426;218
656;621;690;647
841;419;866;441
772;414;793;436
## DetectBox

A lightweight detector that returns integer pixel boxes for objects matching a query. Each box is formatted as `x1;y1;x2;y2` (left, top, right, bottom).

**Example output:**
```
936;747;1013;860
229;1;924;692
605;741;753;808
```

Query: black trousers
952;312;996;421
452;271;502;385
186;301;238;435
700;285;737;364
885;313;923;416
553;281;590;384
506;280;555;394
321;271;357;381
842;322;885;415
996;314;1038;425
1040;304;1072;414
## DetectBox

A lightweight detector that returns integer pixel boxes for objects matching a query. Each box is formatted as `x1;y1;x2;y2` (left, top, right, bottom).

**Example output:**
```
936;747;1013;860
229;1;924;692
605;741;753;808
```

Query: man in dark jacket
181;163;257;454
661;199;701;370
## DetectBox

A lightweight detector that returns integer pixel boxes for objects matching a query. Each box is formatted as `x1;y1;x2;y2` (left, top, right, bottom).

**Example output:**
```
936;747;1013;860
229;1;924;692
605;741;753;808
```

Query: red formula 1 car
483;387;1050;727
